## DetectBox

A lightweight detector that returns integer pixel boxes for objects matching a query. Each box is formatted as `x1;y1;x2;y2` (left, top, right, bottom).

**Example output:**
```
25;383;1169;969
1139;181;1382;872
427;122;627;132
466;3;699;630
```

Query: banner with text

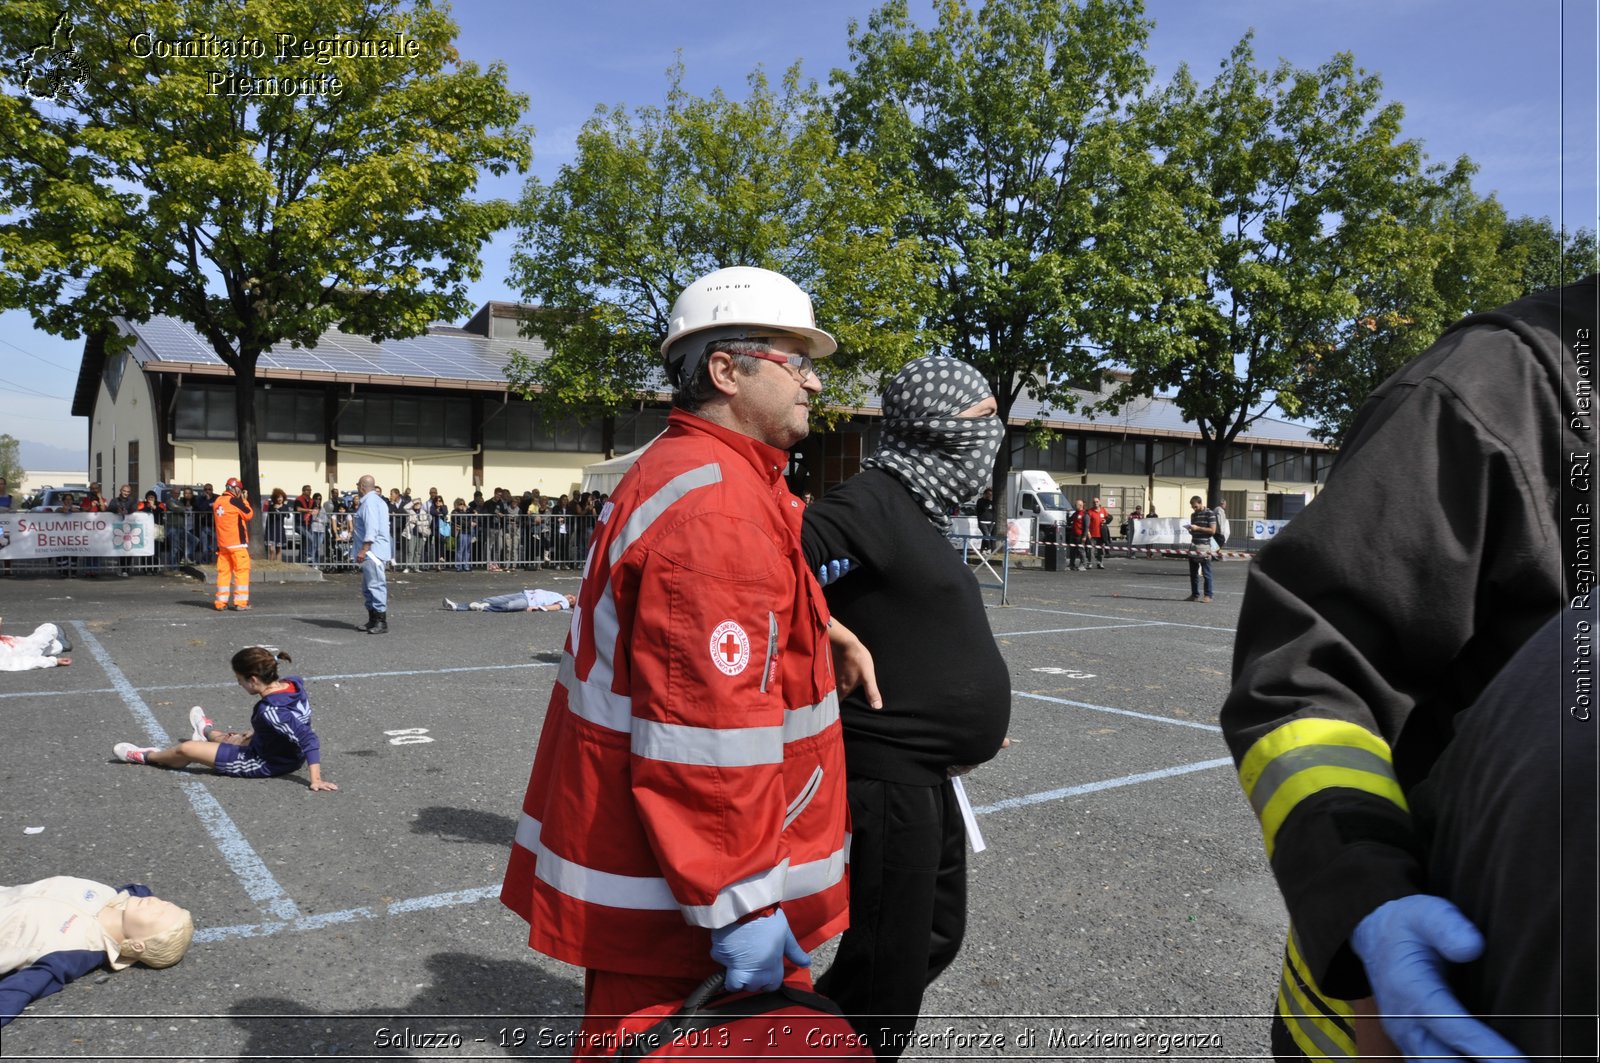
1129;517;1188;546
0;513;157;558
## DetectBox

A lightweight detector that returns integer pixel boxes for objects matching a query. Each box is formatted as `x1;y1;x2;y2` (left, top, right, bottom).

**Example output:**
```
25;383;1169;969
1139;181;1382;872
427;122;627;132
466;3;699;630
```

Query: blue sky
3;0;1596;459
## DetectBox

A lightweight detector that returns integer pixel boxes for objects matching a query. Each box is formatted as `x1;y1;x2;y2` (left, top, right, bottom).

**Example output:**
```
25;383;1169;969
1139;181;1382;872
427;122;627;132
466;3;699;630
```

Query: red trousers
575;966;814;1060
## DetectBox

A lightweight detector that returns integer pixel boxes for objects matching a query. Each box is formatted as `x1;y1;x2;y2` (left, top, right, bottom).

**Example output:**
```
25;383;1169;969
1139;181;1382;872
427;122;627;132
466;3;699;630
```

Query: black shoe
367;611;388;635
359;608;378;632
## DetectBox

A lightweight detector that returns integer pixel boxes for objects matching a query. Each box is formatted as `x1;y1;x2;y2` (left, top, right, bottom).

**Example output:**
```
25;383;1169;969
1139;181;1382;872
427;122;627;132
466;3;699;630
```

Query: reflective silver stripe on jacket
516;814;849;925
582;462;722;720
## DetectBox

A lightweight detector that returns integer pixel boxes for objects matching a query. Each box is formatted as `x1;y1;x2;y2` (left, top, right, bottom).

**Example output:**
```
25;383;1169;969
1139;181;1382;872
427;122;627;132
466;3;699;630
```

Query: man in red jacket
501;267;877;1054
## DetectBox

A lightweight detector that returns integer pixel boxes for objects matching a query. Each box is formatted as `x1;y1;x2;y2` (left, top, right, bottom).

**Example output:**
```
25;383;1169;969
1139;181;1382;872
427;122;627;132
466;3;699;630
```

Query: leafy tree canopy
832;0;1182;452
507;58;936;425
0;0;530;504
1101;34;1450;495
0;434;23;488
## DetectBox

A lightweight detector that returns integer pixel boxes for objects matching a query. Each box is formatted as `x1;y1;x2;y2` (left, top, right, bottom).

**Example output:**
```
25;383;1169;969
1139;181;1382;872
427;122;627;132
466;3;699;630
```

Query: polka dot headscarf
862;355;1005;529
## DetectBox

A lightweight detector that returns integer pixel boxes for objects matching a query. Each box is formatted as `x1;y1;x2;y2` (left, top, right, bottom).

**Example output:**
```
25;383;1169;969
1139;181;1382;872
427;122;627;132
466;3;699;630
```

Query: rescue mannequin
0;878;194;1026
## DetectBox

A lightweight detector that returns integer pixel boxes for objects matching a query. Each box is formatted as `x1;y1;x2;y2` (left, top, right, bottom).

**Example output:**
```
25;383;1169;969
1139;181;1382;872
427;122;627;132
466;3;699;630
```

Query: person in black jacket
1221;274;1597;1061
801;355;1011;1059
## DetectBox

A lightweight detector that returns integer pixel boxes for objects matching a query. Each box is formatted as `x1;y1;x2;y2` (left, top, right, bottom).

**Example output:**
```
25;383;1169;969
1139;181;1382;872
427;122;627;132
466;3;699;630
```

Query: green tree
1500;215;1598;296
0;0;530;535
1290;205;1596;446
0;434;23;489
507;59;934;441
1101;36;1444;501
1289;168;1522;445
832;0;1187;510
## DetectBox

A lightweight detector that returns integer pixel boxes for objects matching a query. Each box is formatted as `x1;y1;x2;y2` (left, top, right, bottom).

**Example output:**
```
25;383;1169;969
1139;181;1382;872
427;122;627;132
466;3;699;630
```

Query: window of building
1018;432;1078;471
338;394;469;448
481;400;606;452
1265;448;1313;483
127;440;139;494
611;407;669;452
1151;441;1202;478
173;385;326;443
1086;439;1144;476
95;452;102;486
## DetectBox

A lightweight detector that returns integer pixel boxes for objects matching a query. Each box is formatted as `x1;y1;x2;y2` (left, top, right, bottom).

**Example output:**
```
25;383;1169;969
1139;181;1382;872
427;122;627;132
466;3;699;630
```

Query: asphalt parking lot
0;552;1285;1061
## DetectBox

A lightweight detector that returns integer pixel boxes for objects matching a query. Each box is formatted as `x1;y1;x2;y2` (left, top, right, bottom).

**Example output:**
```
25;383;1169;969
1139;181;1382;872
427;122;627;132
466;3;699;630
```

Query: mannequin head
103;894;195;969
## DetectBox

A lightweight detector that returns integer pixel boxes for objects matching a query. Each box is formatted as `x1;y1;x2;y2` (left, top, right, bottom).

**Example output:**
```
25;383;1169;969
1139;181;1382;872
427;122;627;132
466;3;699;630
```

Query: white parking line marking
972;757;1235;814
994;623;1161;636
1016;691;1223;732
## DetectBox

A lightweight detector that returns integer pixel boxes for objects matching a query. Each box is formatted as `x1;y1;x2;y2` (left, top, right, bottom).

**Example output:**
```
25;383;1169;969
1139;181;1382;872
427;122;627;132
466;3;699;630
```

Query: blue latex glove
709;909;809;993
1350;895;1527;1062
817;558;851;587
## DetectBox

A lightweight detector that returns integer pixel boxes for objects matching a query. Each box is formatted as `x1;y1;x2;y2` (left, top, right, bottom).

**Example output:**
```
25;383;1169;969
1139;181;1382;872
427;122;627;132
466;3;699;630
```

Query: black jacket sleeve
1221;310;1575;997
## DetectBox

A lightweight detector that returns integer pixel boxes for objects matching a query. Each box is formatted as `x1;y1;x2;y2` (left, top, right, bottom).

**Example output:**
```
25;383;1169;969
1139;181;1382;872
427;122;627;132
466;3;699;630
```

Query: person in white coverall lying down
0;619;71;670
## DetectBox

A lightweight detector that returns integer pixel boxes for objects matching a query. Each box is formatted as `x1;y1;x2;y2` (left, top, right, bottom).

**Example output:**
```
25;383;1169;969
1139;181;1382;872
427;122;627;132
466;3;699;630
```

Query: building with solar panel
70;300;1332;537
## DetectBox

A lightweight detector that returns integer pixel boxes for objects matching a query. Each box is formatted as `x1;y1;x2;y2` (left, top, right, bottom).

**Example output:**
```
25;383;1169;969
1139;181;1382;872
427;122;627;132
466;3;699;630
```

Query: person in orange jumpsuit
213;476;254;610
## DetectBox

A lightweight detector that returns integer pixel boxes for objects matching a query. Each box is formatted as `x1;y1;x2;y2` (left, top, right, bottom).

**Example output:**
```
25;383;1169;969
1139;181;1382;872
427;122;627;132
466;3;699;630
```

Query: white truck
949;470;1069;550
1006;470;1070;529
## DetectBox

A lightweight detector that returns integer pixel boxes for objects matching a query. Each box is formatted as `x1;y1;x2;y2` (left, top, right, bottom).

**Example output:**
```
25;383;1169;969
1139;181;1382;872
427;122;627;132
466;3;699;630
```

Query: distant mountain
18;438;84;472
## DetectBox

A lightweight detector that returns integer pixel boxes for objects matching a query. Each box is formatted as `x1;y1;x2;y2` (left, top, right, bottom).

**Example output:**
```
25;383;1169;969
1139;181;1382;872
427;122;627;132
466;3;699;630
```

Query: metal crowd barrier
949;531;1012;606
0;510;602;577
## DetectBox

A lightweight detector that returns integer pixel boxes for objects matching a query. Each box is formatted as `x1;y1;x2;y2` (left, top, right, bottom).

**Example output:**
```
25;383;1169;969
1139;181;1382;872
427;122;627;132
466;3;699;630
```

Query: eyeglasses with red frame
743;348;817;382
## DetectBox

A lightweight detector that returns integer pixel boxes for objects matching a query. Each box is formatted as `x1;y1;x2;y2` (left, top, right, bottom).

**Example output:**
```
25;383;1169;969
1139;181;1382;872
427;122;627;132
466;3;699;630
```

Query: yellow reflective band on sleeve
1276;932;1356;1060
1238;718;1407;858
1258;765;1408;859
1239;718;1393;798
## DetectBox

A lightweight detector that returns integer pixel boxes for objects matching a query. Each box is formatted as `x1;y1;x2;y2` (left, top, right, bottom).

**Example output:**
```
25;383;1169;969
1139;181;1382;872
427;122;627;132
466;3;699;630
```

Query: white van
1007;470;1069;529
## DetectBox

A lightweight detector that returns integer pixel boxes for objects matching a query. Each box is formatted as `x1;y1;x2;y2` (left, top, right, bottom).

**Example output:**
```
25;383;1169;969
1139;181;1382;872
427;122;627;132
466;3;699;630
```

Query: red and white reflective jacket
501;410;850;977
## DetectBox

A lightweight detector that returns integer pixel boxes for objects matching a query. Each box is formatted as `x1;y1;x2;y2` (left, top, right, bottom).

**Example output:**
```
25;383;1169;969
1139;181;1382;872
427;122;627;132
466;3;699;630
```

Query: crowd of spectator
2;481;611;577
258;484;610;572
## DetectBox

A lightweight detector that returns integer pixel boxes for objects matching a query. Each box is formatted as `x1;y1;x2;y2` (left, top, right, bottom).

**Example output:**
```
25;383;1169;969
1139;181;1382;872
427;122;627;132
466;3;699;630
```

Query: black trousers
1407;613;1597;1060
816;776;967;1060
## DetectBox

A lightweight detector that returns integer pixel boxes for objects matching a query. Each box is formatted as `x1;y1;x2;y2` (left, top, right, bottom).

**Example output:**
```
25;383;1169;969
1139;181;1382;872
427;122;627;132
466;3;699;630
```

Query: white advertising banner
1129;517;1187;546
1251;519;1291;540
0;513;157;558
1005;517;1035;552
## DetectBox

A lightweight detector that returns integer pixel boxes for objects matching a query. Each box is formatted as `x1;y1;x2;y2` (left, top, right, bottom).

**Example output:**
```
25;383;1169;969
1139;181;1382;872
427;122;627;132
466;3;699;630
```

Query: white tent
580;433;664;494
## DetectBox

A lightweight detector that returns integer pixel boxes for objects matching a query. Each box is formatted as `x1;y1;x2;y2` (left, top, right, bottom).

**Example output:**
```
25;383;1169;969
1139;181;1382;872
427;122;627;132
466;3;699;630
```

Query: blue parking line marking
388;884;502;915
972;757;1235;814
188;740;1230;944
1017;690;1223;732
1004;606;1233;633
0;659;555;699
194;884;502;943
74;621;303;924
71;621;174;747
180;778;303;922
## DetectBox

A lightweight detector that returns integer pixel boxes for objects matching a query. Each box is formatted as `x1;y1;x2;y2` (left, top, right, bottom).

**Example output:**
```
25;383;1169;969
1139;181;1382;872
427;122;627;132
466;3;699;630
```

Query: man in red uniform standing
212;476;253;610
501;266;876;1054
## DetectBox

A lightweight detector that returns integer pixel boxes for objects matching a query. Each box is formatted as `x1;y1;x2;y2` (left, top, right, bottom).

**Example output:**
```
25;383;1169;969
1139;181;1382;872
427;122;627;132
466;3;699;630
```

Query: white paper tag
951;775;986;853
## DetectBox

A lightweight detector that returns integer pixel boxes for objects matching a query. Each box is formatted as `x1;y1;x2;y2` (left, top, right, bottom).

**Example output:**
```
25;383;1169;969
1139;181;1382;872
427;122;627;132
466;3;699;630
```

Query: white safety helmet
660;266;837;386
